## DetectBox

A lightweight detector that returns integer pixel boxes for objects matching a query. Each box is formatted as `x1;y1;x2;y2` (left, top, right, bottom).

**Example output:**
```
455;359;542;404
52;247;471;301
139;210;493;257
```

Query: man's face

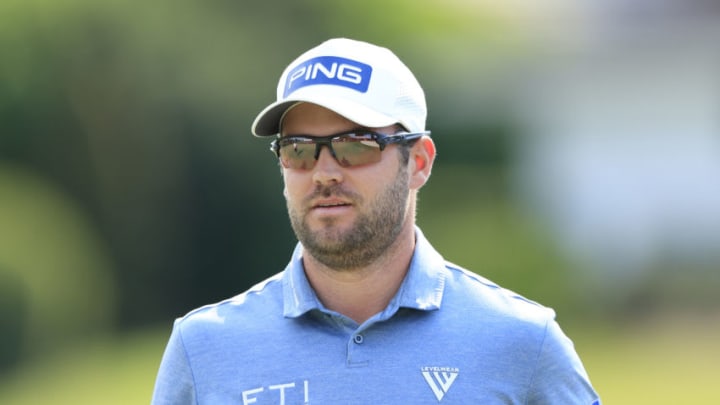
280;103;412;270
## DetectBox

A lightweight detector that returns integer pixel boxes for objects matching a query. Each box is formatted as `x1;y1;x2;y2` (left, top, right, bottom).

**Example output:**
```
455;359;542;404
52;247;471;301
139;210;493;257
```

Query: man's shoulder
175;271;285;331
441;261;556;326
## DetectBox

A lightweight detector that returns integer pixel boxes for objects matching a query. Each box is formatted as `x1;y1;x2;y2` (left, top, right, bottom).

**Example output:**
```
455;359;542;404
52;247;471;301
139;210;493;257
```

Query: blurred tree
0;164;115;363
0;271;27;372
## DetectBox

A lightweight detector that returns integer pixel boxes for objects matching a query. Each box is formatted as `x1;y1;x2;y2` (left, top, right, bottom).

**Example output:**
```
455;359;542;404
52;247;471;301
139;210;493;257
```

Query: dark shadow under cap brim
251;101;299;137
252;95;399;137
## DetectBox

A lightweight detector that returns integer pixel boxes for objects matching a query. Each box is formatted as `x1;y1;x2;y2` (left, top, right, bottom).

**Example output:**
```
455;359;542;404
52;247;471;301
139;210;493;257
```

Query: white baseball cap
251;38;427;137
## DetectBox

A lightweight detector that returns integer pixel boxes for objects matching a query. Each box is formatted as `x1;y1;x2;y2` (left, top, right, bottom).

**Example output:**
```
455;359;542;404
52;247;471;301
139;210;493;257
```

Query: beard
287;165;410;271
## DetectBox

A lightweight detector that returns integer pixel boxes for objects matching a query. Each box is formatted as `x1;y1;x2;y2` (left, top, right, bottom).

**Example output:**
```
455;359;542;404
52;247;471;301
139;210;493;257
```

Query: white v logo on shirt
422;368;459;401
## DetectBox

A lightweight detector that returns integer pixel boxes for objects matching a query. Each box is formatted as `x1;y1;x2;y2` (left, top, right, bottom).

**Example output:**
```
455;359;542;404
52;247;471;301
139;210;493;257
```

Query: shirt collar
282;227;447;318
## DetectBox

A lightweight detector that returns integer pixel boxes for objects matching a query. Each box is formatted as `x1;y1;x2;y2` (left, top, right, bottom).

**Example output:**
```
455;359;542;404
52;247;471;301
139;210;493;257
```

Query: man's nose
312;145;343;184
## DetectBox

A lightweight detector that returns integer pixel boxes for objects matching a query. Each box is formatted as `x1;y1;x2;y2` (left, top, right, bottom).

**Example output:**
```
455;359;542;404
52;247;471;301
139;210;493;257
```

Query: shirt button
353;334;364;344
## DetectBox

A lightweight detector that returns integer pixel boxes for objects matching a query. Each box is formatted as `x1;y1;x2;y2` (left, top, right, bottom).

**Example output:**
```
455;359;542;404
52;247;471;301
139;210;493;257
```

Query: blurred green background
1;0;719;403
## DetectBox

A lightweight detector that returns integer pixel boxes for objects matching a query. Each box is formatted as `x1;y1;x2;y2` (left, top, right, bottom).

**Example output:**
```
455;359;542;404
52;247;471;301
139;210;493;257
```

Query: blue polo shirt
152;228;599;404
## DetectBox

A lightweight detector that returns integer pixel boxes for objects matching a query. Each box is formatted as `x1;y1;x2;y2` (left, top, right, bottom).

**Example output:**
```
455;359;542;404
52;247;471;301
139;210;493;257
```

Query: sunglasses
270;130;430;170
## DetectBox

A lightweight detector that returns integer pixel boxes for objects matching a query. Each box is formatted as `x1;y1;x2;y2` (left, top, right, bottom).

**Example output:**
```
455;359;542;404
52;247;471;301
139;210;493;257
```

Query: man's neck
302;225;416;324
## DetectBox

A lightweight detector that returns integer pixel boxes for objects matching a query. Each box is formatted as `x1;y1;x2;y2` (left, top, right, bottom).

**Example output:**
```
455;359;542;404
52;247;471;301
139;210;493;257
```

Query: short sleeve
151;320;197;405
526;319;600;404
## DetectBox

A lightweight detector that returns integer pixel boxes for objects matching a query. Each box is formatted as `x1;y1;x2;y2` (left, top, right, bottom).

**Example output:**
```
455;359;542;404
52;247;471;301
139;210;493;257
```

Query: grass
1;314;718;404
0;329;168;405
569;314;720;404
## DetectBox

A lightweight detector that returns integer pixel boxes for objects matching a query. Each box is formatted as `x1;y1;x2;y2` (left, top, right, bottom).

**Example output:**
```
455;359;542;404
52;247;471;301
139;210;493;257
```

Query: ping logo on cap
284;56;372;97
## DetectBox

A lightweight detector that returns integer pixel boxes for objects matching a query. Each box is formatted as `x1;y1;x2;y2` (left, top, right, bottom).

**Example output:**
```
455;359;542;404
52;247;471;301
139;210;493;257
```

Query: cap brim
251;94;397;137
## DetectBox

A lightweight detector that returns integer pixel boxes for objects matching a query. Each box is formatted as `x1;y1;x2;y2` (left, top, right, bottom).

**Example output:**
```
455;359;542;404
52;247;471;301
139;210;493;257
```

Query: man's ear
409;136;436;190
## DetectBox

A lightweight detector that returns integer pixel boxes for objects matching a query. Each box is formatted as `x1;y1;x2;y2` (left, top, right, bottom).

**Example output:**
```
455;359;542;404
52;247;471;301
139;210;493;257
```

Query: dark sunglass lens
332;134;381;167
279;141;316;169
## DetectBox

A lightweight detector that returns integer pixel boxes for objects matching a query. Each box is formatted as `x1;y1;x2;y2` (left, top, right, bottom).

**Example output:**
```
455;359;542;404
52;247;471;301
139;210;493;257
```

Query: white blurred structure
510;1;720;283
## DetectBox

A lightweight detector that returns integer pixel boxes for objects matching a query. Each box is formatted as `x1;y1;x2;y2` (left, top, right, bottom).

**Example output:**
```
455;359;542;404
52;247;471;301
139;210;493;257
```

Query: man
152;38;600;404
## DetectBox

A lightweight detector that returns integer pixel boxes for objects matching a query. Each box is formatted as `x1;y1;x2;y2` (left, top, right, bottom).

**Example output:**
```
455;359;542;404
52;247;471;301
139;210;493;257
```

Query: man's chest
189;334;530;404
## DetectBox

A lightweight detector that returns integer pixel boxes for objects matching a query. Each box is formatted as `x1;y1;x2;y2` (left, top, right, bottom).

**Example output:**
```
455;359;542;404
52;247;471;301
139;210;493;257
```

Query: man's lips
304;186;358;214
311;199;352;210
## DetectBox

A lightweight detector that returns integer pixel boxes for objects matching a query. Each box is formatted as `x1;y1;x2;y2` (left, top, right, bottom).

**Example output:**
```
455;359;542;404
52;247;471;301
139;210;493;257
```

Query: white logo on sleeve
421;366;459;402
